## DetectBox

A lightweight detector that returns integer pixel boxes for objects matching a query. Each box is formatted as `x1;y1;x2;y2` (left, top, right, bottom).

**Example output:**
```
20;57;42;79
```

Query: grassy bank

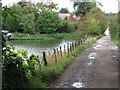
27;36;100;88
12;32;80;40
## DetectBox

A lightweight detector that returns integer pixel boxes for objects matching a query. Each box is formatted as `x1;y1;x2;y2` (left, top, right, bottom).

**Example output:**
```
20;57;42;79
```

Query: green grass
111;38;120;48
27;36;100;88
12;32;80;40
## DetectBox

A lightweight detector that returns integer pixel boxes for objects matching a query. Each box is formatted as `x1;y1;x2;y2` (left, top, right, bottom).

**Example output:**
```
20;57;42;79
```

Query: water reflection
9;39;76;58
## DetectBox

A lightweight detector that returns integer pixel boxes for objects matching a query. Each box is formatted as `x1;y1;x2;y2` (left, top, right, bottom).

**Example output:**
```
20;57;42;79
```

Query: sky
1;0;119;13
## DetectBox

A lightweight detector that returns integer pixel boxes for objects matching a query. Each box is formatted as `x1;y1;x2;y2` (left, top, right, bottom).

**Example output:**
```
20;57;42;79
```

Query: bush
110;14;119;39
2;34;40;88
36;11;61;34
57;20;75;33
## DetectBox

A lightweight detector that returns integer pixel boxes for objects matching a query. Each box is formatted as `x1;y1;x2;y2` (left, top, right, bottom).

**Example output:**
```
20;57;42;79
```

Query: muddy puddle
93;45;102;49
88;52;97;59
72;77;85;88
87;61;95;66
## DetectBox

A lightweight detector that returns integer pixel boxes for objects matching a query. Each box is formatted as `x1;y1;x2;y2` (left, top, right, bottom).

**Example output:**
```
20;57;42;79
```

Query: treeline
2;1;77;34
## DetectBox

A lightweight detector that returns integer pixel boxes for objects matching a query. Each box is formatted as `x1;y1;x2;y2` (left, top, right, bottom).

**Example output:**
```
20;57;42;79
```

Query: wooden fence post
70;43;72;52
64;45;66;52
67;43;69;56
75;42;77;48
56;48;59;55
60;46;62;58
54;49;57;63
72;42;74;51
43;51;47;66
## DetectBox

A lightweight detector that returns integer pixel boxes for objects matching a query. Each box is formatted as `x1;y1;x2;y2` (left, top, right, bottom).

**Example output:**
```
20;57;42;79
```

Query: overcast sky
1;0;119;13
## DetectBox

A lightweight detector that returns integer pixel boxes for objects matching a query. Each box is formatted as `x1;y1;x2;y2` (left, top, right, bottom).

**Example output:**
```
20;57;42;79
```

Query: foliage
57;20;75;33
2;34;40;88
109;13;120;47
59;8;69;13
36;11;61;34
2;5;23;32
77;7;108;37
19;13;35;34
2;1;59;34
73;2;96;16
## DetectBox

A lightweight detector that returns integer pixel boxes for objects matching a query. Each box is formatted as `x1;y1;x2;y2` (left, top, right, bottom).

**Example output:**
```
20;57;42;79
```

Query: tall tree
59;8;69;13
73;2;96;16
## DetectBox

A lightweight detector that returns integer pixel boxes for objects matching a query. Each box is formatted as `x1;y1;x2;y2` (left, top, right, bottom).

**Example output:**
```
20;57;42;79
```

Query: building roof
58;13;71;20
58;13;80;22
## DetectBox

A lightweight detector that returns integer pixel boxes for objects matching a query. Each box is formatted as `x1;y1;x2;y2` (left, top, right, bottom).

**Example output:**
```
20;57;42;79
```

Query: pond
8;39;77;58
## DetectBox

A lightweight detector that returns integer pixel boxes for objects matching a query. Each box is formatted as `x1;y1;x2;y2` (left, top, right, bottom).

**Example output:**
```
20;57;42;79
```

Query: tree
77;7;108;37
36;11;61;34
36;1;58;13
2;5;23;32
73;2;96;16
19;13;35;34
59;8;69;13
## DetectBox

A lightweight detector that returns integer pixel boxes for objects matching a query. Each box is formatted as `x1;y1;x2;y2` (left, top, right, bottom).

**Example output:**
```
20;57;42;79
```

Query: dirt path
49;28;119;88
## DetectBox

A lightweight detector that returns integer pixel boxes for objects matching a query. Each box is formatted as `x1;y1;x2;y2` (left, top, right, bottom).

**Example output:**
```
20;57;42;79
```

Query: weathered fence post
67;43;69;56
72;42;74;51
43;51;47;66
54;49;57;63
49;51;51;56
60;46;62;58
70;43;72;52
64;45;66;52
56;48;59;55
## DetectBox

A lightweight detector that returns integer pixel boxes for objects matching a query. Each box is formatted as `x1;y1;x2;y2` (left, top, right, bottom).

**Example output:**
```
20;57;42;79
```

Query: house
58;13;80;22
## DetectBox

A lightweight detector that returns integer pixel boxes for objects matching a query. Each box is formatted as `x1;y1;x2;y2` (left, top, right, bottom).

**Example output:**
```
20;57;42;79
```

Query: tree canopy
59;8;69;13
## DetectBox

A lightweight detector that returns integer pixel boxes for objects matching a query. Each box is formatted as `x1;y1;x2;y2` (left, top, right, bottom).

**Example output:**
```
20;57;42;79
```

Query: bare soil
49;35;119;88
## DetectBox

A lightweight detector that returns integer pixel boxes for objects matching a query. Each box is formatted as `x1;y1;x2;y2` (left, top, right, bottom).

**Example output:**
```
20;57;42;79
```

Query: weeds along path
49;30;118;88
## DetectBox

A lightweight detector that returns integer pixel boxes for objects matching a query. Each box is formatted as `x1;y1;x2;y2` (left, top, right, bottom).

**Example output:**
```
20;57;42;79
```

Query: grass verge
27;36;100;88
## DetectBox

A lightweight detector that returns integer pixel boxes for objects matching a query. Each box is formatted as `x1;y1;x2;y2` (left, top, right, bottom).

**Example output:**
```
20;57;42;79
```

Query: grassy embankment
27;35;101;88
12;32;80;40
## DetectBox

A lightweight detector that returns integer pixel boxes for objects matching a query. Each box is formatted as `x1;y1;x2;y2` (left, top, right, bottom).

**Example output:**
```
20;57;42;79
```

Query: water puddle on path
72;78;85;88
88;52;97;60
87;61;94;66
93;45;102;49
109;46;118;50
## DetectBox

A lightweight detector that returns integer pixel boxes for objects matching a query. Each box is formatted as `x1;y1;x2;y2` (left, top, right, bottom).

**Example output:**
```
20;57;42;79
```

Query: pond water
8;39;77;58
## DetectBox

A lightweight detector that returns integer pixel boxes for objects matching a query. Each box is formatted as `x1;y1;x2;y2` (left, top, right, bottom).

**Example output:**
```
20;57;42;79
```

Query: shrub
57;20;75;33
110;14;119;39
36;11;61;34
2;34;40;88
